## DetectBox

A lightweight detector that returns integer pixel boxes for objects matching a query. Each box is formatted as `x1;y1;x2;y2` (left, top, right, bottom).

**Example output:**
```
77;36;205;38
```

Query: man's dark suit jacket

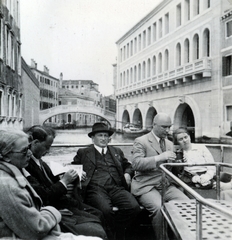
72;144;134;200
26;157;82;210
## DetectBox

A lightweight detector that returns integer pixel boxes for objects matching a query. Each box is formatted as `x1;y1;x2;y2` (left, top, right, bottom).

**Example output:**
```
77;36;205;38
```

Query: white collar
94;145;107;154
31;155;42;167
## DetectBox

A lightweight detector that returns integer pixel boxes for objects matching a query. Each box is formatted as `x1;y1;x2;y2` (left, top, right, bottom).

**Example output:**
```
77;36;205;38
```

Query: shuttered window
222;55;232;76
226;20;232;37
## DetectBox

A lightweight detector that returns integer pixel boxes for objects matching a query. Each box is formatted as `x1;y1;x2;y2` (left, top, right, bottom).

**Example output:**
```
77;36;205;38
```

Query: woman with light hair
0;129;102;240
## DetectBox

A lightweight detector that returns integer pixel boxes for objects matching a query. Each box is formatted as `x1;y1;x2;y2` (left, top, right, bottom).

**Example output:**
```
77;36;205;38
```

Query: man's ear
30;139;40;149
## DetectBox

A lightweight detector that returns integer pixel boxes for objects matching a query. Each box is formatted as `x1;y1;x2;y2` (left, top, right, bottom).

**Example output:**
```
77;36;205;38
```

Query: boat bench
160;162;232;240
162;199;232;240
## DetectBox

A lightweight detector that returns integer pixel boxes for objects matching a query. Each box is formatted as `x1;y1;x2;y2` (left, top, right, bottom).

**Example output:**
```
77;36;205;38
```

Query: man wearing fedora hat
72;122;141;240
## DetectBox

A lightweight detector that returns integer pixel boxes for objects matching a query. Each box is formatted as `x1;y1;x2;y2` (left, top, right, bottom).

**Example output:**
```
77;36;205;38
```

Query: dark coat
26;157;83;210
26;157;107;238
72;144;134;200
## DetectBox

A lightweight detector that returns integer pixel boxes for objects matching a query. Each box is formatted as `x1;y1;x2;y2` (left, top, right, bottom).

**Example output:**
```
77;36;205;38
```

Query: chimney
59;72;63;88
44;65;49;75
31;59;36;68
60;72;63;81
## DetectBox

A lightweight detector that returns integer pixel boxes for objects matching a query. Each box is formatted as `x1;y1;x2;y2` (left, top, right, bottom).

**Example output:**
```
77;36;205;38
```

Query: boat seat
162;199;232;240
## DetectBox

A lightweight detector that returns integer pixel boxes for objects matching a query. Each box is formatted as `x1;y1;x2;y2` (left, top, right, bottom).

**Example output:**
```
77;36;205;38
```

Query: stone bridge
39;105;116;126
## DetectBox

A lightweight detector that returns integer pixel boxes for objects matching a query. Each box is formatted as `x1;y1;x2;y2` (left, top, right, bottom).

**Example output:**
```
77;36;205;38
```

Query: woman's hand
199;173;211;185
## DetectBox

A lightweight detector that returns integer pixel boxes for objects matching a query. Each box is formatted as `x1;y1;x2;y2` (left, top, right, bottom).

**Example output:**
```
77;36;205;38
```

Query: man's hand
124;173;131;188
81;171;87;181
61;169;78;185
156;151;176;163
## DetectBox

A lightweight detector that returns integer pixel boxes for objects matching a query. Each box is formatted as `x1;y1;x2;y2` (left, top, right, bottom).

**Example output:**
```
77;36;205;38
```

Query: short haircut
26;125;48;142
42;126;56;138
173;127;189;143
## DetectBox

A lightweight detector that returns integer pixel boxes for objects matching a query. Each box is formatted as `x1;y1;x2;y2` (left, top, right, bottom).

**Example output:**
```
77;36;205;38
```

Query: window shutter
222;56;227;76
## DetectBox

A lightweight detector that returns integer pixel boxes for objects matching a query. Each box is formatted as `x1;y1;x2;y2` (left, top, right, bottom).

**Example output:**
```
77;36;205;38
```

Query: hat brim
88;129;114;138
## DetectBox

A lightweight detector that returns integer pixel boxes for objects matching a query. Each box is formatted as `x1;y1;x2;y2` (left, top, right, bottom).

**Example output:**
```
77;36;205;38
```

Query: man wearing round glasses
131;113;188;240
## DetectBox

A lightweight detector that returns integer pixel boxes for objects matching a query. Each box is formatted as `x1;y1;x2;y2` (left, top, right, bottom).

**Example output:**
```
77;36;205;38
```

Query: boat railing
160;162;232;240
50;143;232;165
51;142;134;147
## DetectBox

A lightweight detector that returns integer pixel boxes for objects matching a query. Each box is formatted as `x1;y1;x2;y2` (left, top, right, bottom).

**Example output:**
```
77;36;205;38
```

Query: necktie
101;148;105;157
159;138;166;152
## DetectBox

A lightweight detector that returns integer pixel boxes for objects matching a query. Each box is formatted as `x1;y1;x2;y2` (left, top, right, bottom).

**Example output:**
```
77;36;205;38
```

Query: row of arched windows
119;28;210;87
120;0;211;63
0;89;22;118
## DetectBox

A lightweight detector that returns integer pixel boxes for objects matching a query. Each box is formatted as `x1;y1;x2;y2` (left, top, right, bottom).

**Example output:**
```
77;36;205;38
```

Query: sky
20;0;162;96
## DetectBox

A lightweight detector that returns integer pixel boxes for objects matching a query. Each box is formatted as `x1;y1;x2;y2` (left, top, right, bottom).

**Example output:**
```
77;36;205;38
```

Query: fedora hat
88;122;114;138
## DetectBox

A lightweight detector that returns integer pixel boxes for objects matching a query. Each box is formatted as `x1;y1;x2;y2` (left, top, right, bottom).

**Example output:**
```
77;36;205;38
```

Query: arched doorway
122;110;130;127
174;103;195;142
145;107;157;131
133;109;143;128
68;114;72;123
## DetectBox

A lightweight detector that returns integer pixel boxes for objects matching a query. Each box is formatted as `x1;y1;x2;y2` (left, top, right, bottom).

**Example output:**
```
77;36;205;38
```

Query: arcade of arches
121;103;196;142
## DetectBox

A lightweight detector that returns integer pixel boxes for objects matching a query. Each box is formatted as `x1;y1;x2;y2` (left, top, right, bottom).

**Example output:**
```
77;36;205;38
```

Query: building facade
0;0;22;129
30;59;59;110
21;57;40;129
221;3;232;141
115;0;232;143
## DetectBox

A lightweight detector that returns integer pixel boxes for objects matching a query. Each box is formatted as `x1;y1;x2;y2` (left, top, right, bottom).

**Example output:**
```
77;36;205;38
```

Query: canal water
46;128;135;162
45;128;232;171
53;128;134;145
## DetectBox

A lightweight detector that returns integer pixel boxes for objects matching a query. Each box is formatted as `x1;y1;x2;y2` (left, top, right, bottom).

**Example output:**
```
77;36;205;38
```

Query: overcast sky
20;0;162;96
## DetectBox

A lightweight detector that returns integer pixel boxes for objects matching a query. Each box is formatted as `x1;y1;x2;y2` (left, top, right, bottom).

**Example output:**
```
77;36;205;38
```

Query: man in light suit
131;113;188;240
72;122;141;240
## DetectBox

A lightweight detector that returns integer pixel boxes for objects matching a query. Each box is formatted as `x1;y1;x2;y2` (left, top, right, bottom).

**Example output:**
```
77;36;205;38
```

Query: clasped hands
192;173;211;186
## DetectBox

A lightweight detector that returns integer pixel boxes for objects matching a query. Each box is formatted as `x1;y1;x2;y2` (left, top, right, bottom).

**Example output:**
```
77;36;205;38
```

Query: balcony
116;57;211;98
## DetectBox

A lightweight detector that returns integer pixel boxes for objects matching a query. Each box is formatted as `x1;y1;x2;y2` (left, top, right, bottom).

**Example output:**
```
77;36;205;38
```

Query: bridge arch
39;105;115;127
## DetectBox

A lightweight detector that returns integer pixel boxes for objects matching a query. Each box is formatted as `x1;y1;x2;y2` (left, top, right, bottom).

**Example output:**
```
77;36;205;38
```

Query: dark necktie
101;148;105;157
159;138;166;152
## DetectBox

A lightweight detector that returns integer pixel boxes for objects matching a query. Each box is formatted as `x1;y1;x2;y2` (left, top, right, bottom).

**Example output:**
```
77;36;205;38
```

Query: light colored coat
131;132;173;196
0;161;61;240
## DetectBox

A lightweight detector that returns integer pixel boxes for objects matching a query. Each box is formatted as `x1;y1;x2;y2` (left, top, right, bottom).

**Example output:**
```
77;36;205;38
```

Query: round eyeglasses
11;144;31;155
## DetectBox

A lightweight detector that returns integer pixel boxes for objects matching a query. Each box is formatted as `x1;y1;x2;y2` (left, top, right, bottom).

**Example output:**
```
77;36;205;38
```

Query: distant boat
123;124;150;138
